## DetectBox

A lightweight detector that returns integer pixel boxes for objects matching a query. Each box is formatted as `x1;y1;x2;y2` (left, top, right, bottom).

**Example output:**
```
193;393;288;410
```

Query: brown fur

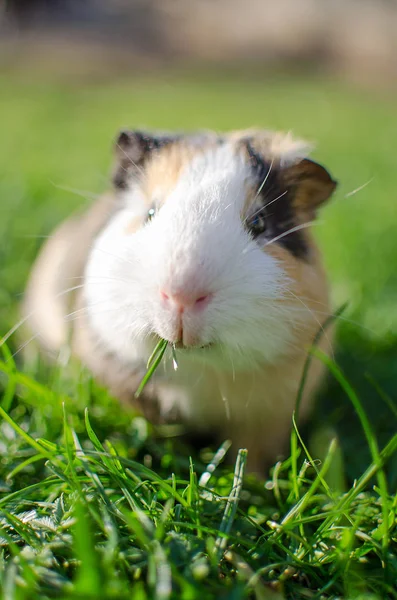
283;159;337;216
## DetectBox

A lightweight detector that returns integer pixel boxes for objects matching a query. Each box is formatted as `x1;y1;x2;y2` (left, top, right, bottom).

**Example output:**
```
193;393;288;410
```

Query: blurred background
1;0;397;82
1;0;397;479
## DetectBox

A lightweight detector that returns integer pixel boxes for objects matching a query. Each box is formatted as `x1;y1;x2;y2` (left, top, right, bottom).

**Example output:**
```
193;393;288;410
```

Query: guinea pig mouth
173;341;213;351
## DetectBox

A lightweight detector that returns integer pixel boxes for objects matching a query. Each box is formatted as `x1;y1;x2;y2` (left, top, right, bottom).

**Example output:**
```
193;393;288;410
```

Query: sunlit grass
0;343;396;599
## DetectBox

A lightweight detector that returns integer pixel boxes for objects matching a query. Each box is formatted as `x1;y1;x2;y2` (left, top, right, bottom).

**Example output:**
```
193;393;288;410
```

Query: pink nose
160;289;211;312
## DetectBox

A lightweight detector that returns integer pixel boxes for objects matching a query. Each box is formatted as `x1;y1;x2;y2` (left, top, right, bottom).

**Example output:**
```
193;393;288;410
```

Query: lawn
1;69;397;598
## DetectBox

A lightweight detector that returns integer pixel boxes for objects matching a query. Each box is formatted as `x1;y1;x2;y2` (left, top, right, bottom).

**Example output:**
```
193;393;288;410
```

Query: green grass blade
215;448;247;558
312;348;391;553
72;499;102;596
0;405;64;468
6;454;45;481
146;338;168;370
135;340;168;398
295;302;348;421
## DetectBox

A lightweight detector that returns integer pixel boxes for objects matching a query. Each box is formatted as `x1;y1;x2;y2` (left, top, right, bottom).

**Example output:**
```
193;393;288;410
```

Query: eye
248;210;267;237
147;207;156;222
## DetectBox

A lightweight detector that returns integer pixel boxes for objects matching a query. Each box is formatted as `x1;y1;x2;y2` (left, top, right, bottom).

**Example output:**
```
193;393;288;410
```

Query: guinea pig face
84;130;336;370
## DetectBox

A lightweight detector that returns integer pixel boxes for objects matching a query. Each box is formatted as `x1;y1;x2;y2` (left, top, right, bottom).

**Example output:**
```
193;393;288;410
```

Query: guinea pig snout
159;289;212;313
155;280;213;347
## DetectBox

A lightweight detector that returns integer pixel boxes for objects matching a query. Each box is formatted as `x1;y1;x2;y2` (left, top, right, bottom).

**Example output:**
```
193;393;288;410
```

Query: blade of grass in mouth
135;339;168;398
171;344;179;370
146;338;168;369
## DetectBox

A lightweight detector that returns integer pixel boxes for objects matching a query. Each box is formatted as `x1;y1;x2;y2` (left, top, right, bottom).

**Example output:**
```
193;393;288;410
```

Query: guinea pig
23;129;337;473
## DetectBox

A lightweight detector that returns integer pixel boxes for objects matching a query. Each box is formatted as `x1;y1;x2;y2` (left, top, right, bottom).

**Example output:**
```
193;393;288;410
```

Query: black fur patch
246;142;309;260
113;131;176;190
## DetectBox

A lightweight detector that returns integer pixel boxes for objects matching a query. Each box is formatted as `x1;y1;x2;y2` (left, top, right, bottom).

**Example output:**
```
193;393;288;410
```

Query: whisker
264;190;288;209
280;293;331;309
255;159;273;199
278;285;372;335
265;220;321;247
10;334;40;361
285;303;379;338
64;302;133;323
217;374;231;421
0;317;31;348
116;142;146;180
65;274;133;286
244;190;288;225
284;289;334;360
0;284;85;348
57;284;86;295
63;303;111;322
49;182;99;201
89;245;136;268
63;305;94;322
345;178;373;198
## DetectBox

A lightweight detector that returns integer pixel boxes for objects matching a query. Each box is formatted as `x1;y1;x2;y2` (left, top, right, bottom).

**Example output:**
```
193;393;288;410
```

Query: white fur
268;132;313;166
84;143;297;378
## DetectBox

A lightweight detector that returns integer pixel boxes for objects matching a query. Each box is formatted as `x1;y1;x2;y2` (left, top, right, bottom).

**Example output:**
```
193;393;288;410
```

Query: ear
112;130;175;189
282;159;337;215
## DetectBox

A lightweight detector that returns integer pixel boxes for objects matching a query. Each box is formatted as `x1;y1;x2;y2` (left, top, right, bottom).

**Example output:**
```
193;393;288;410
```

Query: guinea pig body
24;129;336;473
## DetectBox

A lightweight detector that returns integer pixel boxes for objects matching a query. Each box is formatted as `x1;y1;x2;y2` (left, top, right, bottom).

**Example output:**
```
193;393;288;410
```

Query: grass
1;68;397;598
135;339;170;399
